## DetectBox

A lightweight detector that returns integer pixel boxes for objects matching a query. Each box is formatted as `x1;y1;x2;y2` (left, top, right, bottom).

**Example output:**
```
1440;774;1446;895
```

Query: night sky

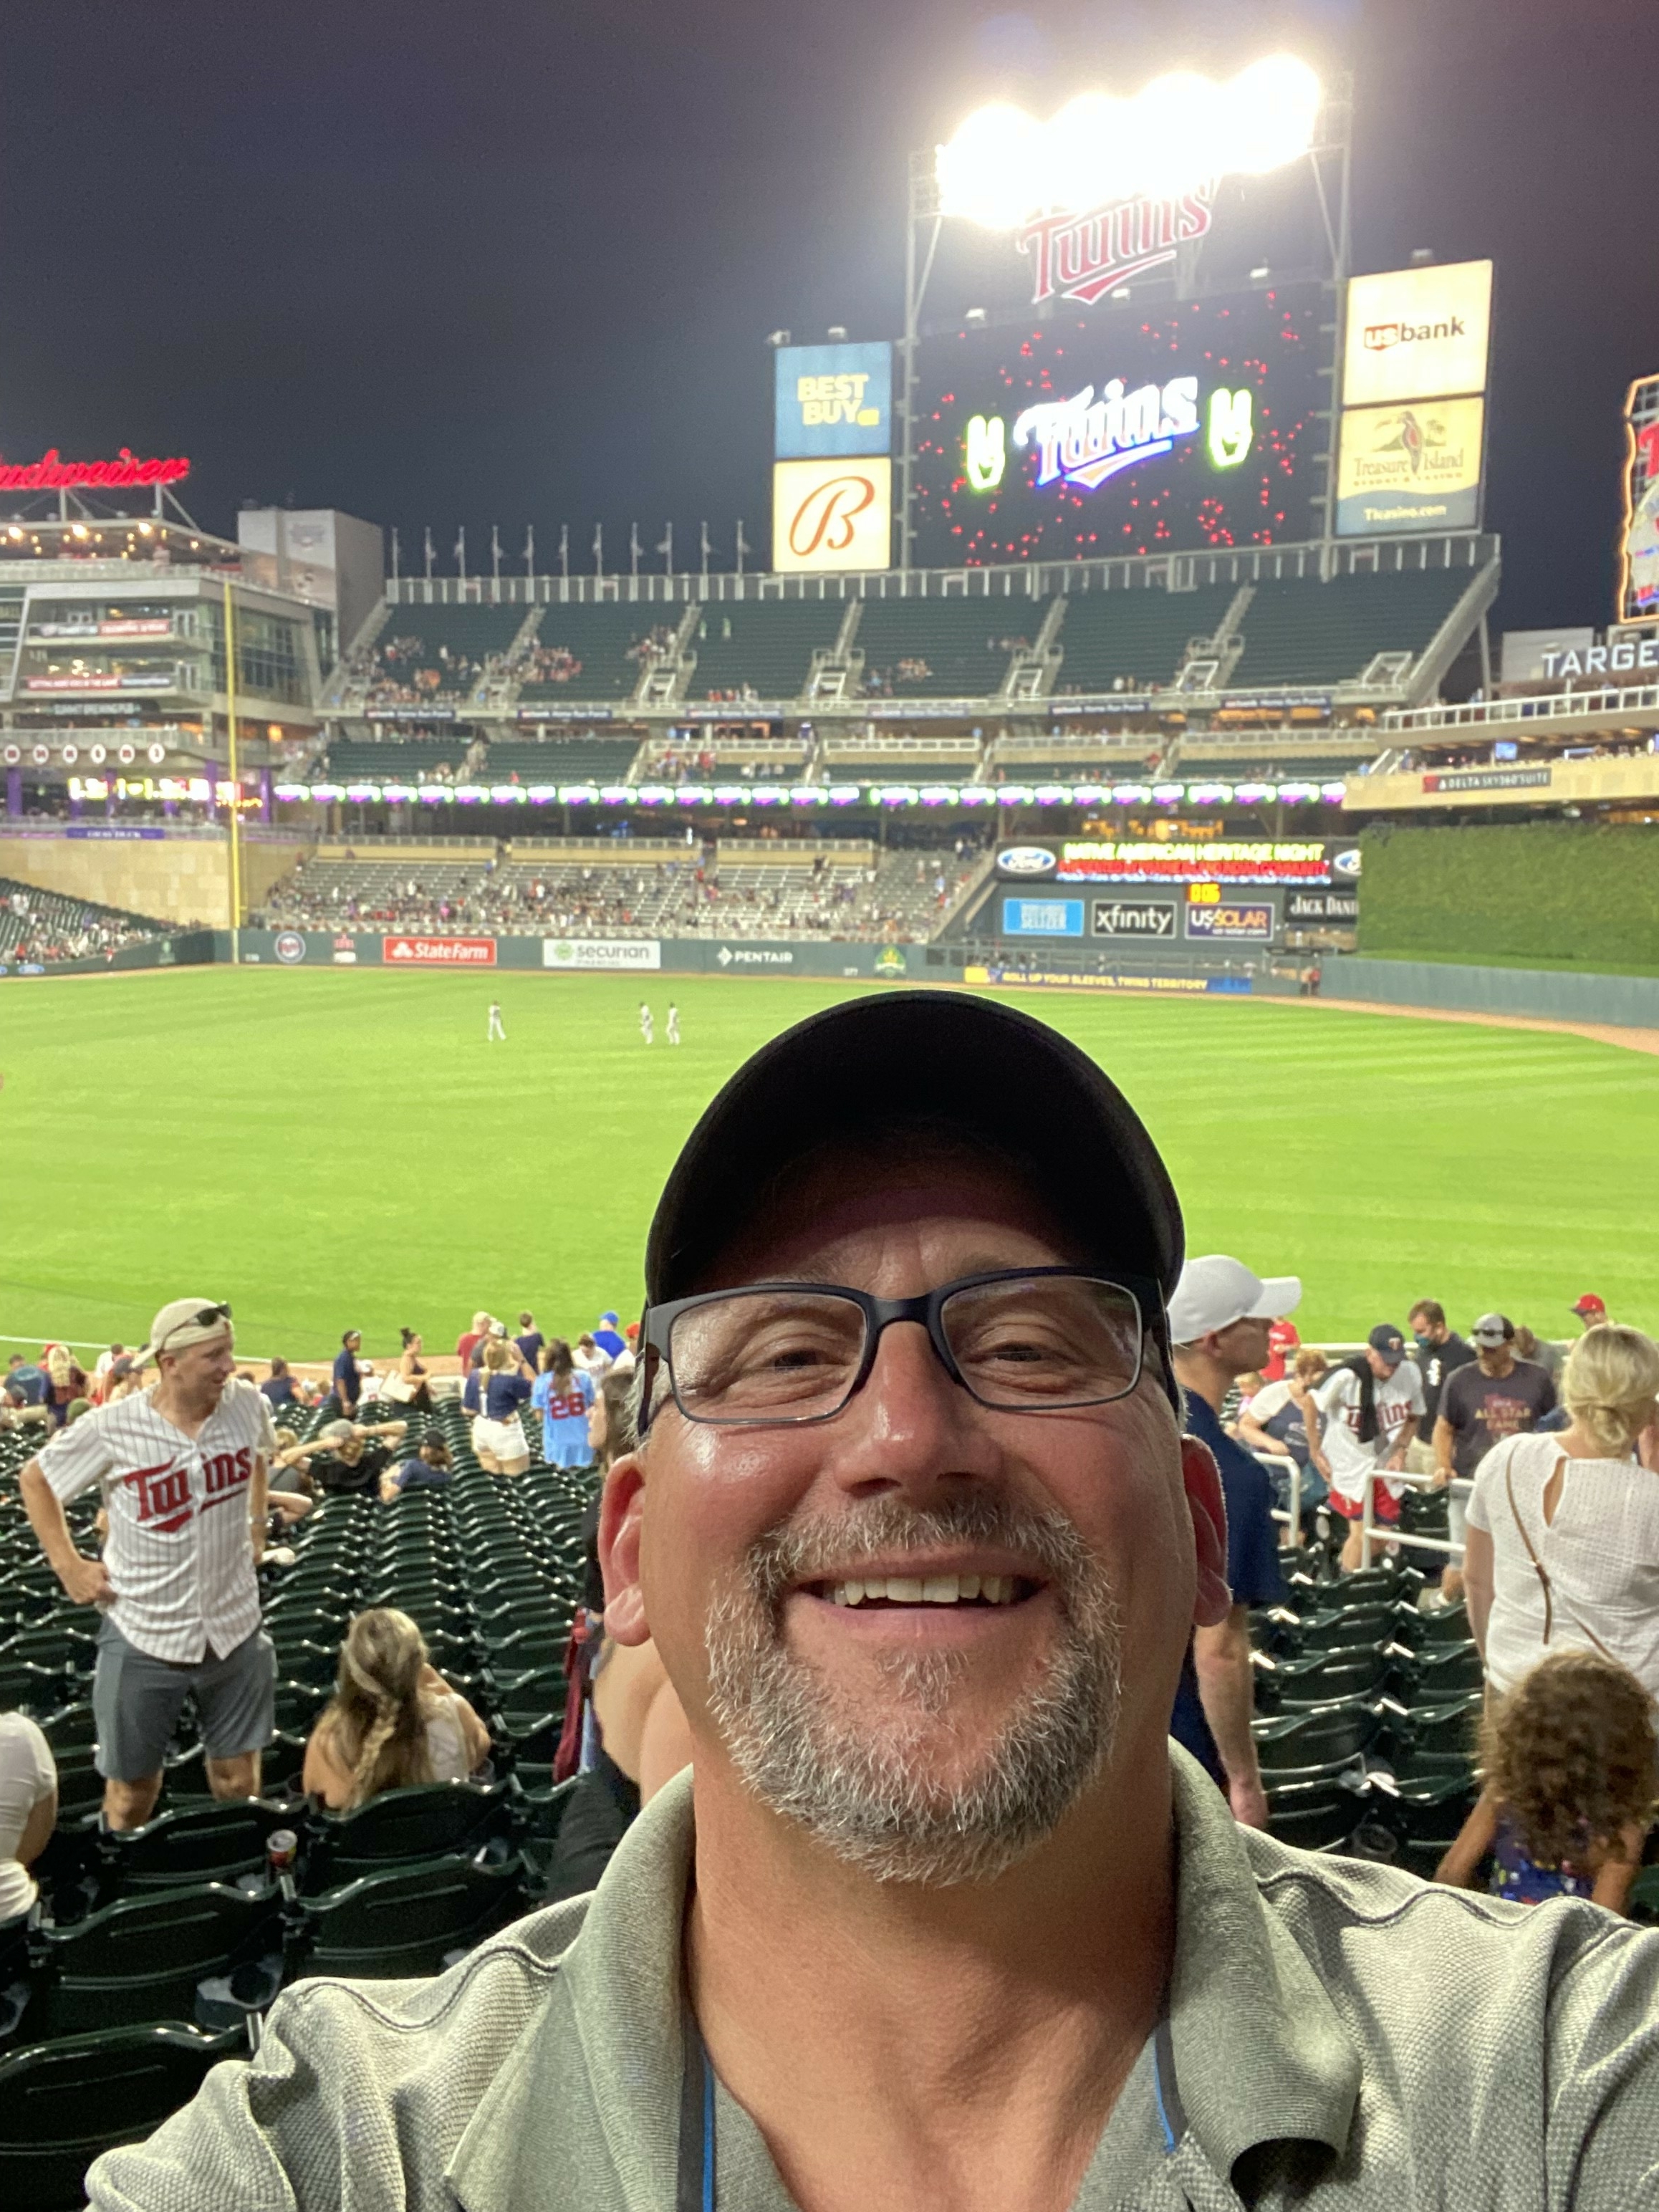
1;0;1653;628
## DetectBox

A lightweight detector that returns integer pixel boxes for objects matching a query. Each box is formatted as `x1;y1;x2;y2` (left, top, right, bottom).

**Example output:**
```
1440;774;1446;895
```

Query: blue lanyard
675;2018;716;2212
675;2014;1187;2212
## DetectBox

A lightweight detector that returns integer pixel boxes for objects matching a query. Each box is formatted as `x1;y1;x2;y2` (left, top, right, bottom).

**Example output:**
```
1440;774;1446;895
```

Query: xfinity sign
1092;898;1177;939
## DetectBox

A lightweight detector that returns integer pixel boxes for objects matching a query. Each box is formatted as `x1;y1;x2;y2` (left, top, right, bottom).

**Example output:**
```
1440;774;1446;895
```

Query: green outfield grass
1;968;1655;1362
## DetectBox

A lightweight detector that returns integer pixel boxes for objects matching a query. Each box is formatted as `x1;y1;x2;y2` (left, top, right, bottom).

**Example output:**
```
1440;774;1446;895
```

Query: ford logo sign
998;846;1057;876
1331;847;1362;877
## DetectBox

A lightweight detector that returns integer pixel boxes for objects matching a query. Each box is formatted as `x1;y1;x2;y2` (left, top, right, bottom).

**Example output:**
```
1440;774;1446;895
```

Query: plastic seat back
299;1850;526;1979
0;2023;242;2212
29;1881;283;2040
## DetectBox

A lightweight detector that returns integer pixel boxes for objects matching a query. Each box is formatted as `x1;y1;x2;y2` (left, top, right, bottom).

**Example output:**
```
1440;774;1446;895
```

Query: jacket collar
448;1754;1359;2212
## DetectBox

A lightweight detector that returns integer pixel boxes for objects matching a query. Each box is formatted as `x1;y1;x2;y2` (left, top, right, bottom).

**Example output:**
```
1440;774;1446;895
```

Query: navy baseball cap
1367;1325;1407;1367
643;989;1183;1308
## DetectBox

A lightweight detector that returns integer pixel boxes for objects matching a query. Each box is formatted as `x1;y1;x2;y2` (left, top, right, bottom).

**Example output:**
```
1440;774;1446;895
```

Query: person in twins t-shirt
1311;1324;1427;1572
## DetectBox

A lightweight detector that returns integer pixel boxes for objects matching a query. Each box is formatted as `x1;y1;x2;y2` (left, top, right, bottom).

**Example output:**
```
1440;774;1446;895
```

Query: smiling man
90;997;1659;2212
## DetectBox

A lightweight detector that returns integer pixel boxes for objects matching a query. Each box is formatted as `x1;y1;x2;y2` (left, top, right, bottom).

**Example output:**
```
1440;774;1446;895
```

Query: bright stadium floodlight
936;54;1322;229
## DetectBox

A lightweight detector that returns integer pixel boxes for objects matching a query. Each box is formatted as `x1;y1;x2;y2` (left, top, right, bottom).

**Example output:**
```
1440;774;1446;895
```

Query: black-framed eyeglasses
638;1268;1170;1434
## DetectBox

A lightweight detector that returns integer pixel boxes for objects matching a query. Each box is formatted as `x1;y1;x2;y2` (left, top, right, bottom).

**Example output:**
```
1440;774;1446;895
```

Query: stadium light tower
897;57;1353;573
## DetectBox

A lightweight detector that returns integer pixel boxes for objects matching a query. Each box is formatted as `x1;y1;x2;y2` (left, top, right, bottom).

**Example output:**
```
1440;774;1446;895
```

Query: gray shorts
93;1619;276;1782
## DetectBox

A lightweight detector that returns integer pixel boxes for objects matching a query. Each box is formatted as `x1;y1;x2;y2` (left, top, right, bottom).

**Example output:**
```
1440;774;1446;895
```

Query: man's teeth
824;1572;1019;1607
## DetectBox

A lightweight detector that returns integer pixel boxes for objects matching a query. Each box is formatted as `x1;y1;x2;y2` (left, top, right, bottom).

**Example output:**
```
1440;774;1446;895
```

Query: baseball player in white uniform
665;1001;681;1045
640;1001;654;1045
486;1000;506;1042
19;1297;277;1831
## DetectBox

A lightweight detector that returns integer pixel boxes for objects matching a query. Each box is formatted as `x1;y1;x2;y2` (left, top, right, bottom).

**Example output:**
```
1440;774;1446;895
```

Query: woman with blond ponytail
302;1609;490;1811
1465;1325;1659;1698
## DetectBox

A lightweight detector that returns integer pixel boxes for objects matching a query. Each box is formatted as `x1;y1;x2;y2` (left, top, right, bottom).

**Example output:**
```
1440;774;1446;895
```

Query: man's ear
1179;1436;1232;1629
598;1451;650;1645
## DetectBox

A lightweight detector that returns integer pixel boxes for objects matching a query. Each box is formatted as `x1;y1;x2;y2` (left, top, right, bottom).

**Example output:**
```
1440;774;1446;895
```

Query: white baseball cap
1167;1256;1302;1345
137;1297;234;1366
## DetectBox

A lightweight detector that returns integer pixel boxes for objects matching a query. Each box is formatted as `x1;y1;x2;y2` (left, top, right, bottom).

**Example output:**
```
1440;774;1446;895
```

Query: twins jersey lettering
1313;1365;1426;1504
36;1379;276;1661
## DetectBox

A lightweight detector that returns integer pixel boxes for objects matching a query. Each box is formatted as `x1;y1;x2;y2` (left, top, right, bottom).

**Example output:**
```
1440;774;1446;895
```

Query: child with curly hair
1435;1649;1656;1912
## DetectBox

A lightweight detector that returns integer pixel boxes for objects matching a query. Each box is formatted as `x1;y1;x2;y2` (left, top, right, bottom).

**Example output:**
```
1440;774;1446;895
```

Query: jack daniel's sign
1018;183;1216;307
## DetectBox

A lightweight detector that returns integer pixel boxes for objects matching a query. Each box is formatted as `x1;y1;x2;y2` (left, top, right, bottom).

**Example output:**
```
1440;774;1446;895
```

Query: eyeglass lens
665;1276;1142;1425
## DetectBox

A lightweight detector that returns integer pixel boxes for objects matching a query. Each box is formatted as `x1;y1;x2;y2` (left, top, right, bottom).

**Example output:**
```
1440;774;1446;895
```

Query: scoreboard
911;284;1327;565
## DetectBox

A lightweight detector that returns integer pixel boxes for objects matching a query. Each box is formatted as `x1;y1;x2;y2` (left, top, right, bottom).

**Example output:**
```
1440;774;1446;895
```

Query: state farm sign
383;935;496;966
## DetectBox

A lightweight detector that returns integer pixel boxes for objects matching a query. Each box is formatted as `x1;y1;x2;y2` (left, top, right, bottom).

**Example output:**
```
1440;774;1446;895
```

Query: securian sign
0;447;191;491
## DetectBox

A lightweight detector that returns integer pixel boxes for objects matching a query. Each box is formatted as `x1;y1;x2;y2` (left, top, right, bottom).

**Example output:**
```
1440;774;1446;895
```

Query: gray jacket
88;1754;1659;2210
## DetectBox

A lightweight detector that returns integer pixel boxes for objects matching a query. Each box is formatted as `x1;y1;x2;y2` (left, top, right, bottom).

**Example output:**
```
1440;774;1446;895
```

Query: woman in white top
0;1711;58;1925
301;1608;491;1812
1465;1326;1659;1698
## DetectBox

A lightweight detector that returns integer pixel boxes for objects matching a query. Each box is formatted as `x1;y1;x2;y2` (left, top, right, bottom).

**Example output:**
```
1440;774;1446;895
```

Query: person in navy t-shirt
1166;1256;1295;1829
330;1332;362;1419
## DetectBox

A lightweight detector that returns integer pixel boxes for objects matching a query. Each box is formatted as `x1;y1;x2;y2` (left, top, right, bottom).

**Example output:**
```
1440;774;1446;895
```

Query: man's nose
827;1317;996;1498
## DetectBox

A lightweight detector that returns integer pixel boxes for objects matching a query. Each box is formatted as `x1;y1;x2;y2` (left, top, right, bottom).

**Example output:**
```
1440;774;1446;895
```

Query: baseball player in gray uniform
19;1297;278;1830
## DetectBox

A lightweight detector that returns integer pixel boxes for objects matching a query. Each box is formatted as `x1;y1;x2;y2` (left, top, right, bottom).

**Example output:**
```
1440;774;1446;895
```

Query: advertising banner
1057;840;1329;885
1335;397;1486;537
23;670;175;693
1342;261;1494;407
1001;896;1085;937
1091;898;1178;940
774;342;893;459
965;963;1252;995
34;618;172;640
1184;900;1274;942
542;938;662;971
1284;891;1357;922
383;935;497;966
1619;372;1659;622
771;458;892;574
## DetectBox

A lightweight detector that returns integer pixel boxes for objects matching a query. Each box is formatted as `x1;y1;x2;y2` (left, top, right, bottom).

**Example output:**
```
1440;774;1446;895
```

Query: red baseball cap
1571;1293;1607;1317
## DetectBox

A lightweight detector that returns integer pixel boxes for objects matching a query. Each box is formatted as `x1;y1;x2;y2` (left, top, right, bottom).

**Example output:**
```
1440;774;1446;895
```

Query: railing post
1359;1468;1377;1570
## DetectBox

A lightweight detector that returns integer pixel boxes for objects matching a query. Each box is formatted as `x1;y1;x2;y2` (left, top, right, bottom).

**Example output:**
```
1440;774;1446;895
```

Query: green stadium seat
292;1850;528;1981
0;2023;244;2212
301;1779;519;1891
21;1881;284;2041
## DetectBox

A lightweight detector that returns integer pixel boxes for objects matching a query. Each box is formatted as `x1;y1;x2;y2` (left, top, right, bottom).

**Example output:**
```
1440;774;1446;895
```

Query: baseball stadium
1;24;1659;2207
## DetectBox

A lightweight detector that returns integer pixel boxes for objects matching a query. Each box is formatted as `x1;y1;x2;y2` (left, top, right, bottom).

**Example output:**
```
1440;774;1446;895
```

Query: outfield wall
1332;958;1659;1029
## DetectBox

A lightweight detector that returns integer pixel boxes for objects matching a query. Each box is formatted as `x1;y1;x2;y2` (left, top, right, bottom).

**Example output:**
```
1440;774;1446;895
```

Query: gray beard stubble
703;1493;1123;1885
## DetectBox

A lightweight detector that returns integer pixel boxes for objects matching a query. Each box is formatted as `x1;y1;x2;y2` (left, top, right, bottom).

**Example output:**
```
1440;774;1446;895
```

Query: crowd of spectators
0;881;164;967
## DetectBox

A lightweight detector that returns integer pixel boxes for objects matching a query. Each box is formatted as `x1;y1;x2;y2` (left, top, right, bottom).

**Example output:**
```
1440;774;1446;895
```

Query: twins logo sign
773;458;893;574
123;1447;254;1534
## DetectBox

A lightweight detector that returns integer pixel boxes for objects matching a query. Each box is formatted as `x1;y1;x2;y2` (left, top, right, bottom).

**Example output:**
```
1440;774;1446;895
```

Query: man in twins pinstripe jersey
19;1297;278;1831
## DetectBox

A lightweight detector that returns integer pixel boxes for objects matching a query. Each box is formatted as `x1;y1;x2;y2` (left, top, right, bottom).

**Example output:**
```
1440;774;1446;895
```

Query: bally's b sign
772;458;893;574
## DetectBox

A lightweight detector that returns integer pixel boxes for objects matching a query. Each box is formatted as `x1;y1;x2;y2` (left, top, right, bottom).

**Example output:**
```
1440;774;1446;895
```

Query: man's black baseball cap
644;989;1183;1306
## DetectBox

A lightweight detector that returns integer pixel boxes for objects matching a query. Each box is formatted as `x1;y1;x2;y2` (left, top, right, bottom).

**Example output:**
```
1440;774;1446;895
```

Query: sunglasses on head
160;1302;233;1346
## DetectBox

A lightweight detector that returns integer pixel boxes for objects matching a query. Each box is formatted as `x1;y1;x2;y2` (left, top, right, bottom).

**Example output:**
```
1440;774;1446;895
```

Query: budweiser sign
0;446;191;492
1018;185;1215;307
382;935;496;966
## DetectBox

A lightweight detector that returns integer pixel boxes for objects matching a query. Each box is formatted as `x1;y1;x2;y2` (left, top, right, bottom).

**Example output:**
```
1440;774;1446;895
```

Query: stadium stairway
685;601;845;702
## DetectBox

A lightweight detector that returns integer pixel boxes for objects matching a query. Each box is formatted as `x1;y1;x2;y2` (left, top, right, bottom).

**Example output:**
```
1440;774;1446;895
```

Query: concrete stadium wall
0;830;306;928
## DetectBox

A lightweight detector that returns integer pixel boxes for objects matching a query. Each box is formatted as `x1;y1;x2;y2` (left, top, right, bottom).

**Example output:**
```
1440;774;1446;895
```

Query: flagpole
223;579;241;968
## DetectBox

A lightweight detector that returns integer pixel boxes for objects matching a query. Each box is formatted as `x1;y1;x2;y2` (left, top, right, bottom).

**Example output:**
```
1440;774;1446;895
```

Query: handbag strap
1503;1448;1617;1663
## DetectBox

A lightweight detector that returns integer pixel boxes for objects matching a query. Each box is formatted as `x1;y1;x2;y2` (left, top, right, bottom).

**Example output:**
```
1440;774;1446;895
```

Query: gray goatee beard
703;1493;1122;1887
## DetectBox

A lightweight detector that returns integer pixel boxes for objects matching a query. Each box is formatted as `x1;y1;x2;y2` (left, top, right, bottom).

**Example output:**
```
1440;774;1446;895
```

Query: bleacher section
855;601;1021;698
1226;570;1473;690
687;602;842;701
323;739;475;782
517;607;674;704
369;606;526;706
481;736;641;784
0;878;166;965
0;1405;592;2203
1050;585;1238;695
